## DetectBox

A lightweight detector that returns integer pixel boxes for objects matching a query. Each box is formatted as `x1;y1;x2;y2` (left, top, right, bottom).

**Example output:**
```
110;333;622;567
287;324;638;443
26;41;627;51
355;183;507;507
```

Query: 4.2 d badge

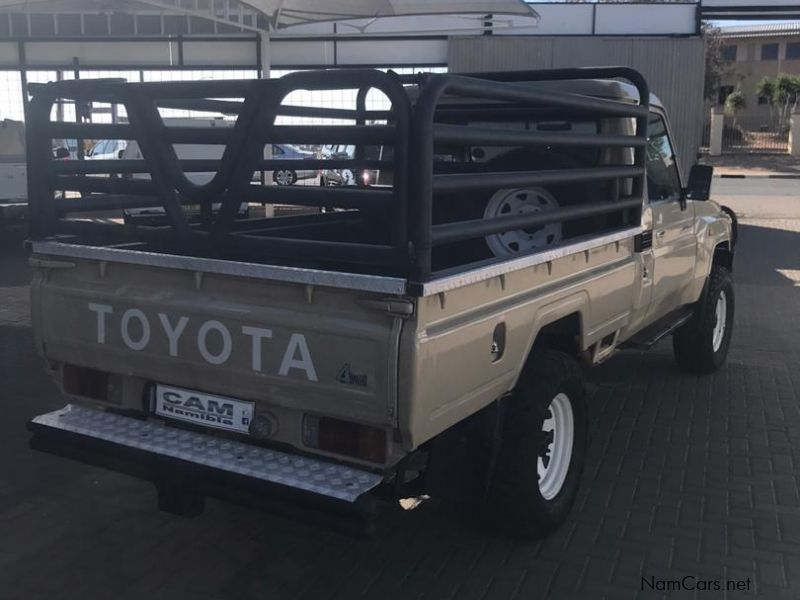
336;363;368;387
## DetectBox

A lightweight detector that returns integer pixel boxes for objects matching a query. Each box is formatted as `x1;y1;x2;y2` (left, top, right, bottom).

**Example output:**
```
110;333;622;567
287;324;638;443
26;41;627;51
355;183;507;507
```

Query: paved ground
713;178;800;219
702;154;800;177
2;183;800;599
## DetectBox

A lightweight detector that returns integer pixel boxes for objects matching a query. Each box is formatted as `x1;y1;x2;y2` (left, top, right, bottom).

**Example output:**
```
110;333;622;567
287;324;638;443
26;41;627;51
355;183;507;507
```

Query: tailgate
30;251;406;426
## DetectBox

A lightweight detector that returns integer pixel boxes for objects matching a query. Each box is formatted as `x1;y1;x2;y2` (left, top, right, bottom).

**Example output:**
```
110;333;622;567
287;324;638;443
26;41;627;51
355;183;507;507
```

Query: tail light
302;415;387;463
62;364;110;401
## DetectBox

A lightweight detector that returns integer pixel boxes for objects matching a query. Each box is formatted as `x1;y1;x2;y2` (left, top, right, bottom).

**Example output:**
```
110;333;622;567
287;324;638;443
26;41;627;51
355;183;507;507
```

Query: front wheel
673;265;734;374
485;350;587;538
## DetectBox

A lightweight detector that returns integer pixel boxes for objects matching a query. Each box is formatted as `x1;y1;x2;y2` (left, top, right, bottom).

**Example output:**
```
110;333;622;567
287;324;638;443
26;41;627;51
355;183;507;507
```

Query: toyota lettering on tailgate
87;303;318;381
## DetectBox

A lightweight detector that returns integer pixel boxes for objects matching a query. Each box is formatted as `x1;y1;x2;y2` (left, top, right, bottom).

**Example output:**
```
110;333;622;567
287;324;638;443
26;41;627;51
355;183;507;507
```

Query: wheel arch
713;205;737;272
532;312;584;359
713;242;734;272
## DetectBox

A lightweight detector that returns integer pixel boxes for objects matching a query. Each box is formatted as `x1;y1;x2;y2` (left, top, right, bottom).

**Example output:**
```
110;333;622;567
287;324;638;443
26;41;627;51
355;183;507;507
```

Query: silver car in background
272;143;318;186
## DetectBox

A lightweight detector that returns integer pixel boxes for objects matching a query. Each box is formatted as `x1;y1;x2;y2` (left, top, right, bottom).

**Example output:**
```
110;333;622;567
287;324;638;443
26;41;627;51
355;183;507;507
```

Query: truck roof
425;77;663;110
521;78;663;109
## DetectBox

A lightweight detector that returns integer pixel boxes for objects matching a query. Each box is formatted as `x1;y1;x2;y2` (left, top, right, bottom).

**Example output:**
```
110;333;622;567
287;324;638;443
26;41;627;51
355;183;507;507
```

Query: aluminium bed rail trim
32;227;640;298
30;240;408;295
420;226;642;296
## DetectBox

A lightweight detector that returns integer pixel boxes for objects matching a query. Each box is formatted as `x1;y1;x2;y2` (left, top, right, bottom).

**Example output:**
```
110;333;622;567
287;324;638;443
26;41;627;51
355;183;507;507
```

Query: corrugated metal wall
449;36;706;178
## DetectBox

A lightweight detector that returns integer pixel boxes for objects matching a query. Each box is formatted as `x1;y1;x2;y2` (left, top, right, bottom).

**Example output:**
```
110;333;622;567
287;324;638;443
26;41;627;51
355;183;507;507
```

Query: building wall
448;36;706;178
718;34;800;130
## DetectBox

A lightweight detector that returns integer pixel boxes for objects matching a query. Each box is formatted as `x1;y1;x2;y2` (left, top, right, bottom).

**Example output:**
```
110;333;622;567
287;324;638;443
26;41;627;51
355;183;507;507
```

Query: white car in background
87;138;127;161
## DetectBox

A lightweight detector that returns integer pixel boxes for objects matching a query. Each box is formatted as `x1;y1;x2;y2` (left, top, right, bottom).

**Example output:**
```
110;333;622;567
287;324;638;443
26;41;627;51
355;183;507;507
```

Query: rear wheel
273;169;297;186
485;350;587;538
673;265;734;374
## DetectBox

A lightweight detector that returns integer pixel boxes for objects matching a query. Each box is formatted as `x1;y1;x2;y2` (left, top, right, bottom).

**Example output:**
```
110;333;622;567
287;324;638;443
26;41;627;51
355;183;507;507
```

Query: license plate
154;384;254;434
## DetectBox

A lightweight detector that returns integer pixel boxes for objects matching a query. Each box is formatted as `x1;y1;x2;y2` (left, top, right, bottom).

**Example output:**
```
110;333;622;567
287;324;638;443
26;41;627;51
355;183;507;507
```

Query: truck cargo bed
26;67;649;286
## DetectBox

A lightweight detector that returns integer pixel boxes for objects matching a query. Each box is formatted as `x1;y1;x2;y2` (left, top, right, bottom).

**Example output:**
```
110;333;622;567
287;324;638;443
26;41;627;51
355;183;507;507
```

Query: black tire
485;350;588;538
273;169;297;186
673;265;734;374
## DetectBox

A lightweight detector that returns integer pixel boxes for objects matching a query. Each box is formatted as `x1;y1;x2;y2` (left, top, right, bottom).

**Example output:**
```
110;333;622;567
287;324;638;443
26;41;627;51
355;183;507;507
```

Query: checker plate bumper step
30;404;384;503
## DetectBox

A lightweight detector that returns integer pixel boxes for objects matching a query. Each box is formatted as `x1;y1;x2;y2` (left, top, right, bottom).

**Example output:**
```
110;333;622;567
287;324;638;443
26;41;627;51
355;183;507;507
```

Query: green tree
755;76;775;105
724;89;746;127
703;25;731;104
754;74;800;131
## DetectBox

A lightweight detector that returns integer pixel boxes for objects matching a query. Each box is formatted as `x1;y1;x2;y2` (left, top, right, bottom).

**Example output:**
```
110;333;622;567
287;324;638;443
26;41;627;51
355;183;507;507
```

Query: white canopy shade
244;0;538;28
0;0;538;29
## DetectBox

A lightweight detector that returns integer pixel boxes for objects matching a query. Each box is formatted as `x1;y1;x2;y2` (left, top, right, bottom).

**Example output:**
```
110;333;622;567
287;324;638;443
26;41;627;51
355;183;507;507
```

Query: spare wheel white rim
538;392;574;501
712;289;727;352
484;187;562;256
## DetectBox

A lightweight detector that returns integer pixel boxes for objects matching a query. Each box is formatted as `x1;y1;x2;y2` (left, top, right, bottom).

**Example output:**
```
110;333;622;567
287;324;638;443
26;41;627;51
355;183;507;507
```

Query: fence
706;110;793;156
721;116;789;154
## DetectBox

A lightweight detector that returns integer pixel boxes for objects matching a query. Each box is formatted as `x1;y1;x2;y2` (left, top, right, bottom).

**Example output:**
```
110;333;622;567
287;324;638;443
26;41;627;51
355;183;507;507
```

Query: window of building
30;14;56;36
56;14;81;35
717;85;734;106
722;45;737;62
787;42;800;60
761;43;779;60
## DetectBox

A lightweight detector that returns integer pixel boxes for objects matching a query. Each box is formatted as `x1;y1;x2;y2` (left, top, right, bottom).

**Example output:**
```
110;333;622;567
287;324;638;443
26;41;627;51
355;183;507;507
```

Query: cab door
645;111;697;320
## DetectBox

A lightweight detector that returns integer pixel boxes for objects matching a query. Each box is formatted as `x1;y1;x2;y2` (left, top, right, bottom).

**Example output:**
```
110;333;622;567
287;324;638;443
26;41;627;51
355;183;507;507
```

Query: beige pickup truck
25;67;735;537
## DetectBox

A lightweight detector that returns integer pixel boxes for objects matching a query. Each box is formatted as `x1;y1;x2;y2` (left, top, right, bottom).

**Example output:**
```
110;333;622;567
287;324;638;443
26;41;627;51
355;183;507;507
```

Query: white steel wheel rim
712;290;728;352
276;170;293;185
483;187;562;257
538;392;574;501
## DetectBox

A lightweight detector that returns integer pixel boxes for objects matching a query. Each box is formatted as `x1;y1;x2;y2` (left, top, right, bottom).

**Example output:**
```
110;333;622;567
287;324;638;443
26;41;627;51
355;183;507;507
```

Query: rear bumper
29;405;383;533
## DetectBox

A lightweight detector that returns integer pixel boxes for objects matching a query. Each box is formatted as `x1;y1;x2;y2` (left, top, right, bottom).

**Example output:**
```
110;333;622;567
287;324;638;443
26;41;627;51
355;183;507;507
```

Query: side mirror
117;149;125;159
54;147;70;159
686;164;713;201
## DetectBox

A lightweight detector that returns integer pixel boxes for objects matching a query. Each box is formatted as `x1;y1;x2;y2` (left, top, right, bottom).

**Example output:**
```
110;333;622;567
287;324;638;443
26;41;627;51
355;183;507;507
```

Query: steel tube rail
46;122;132;140
245;185;393;211
44;124;398;146
278;105;394;121
54;176;158;195
208;232;402;266
231;211;363;233
56;194;164;213
265;125;396;145
32;78;255;99
434;124;646;148
51;159;392;175
54;220;402;266
432;196;642;245
433;166;644;193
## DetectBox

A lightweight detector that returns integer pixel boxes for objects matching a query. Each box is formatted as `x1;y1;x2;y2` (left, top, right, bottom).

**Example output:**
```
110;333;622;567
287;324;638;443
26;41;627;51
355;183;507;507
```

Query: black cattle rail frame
26;66;649;287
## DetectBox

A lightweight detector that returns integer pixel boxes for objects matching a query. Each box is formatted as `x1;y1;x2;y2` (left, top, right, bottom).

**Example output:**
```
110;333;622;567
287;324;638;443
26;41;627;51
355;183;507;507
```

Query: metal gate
722;116;789;154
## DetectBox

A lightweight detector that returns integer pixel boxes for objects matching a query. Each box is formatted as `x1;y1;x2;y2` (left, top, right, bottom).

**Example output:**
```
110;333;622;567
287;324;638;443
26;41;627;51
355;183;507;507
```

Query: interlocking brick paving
1;216;799;600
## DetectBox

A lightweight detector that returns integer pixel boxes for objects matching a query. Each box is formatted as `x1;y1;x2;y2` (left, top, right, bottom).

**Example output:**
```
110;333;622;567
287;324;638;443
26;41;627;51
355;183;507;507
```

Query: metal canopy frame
26;66;649;289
